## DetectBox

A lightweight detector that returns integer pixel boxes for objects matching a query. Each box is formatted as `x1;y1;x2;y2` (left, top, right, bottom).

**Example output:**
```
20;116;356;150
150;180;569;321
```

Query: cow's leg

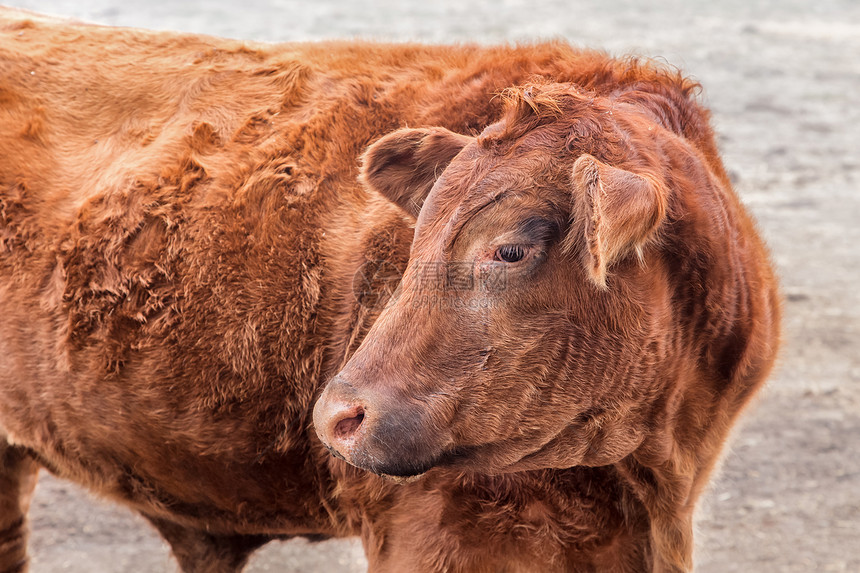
0;441;39;573
145;516;270;573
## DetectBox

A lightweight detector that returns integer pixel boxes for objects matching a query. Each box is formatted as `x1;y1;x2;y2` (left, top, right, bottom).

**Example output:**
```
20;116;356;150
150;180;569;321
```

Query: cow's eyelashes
494;244;528;263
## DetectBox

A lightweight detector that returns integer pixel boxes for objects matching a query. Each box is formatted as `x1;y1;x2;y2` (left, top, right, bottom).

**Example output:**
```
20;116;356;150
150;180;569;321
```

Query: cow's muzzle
312;375;448;479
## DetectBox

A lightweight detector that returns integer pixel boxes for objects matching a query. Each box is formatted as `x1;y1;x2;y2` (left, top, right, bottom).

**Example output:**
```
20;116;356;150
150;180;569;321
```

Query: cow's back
0;12;356;533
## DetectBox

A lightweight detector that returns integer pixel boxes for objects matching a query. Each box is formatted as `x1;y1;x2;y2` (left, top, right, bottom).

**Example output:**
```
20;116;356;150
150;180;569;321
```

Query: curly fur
0;8;779;573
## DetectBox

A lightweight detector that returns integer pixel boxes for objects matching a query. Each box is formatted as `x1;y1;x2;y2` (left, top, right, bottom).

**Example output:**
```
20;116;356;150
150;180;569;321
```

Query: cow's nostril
333;407;365;441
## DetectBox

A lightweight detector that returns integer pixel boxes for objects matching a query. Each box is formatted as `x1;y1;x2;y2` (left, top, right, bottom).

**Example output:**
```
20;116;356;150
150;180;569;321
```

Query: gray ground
4;0;859;571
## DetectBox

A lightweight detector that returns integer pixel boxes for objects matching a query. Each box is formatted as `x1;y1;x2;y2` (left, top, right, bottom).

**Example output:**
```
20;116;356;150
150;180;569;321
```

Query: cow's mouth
358;445;479;482
356;454;437;480
378;471;426;484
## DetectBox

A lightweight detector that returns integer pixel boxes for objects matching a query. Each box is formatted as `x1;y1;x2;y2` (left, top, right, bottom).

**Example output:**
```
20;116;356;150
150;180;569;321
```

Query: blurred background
4;0;860;571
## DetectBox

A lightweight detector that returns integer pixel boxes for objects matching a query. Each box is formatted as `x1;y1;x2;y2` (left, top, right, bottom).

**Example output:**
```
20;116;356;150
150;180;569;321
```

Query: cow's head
314;84;679;479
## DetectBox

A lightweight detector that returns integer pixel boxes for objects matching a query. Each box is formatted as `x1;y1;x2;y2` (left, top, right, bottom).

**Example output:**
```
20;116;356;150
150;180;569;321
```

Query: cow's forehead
413;144;564;259
413;140;562;254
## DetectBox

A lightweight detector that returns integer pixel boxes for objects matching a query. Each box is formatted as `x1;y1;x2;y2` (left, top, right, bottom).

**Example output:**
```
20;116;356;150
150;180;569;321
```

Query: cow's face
314;87;673;479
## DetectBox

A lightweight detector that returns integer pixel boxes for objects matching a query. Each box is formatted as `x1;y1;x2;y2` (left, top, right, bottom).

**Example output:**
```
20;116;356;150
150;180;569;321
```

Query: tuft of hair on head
501;83;564;118
478;82;577;149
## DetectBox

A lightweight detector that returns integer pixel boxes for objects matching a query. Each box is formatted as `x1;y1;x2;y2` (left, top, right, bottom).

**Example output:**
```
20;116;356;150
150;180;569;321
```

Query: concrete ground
5;0;859;571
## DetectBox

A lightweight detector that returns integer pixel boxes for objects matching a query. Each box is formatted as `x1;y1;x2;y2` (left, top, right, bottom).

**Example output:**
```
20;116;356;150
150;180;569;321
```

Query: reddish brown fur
0;8;779;573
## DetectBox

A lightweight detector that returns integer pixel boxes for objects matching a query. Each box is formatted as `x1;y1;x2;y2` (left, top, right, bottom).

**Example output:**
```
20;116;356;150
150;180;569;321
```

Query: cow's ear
567;154;667;289
360;127;473;218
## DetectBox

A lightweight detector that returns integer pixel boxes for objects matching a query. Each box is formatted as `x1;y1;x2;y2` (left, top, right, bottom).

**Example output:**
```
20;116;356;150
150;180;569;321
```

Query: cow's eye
495;244;527;263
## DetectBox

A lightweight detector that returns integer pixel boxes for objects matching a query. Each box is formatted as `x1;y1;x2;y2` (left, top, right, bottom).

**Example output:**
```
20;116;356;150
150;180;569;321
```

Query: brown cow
0;8;780;573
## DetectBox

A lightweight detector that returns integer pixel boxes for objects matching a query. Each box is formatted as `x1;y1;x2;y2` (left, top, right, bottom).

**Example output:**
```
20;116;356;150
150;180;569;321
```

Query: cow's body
0;8;780;573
